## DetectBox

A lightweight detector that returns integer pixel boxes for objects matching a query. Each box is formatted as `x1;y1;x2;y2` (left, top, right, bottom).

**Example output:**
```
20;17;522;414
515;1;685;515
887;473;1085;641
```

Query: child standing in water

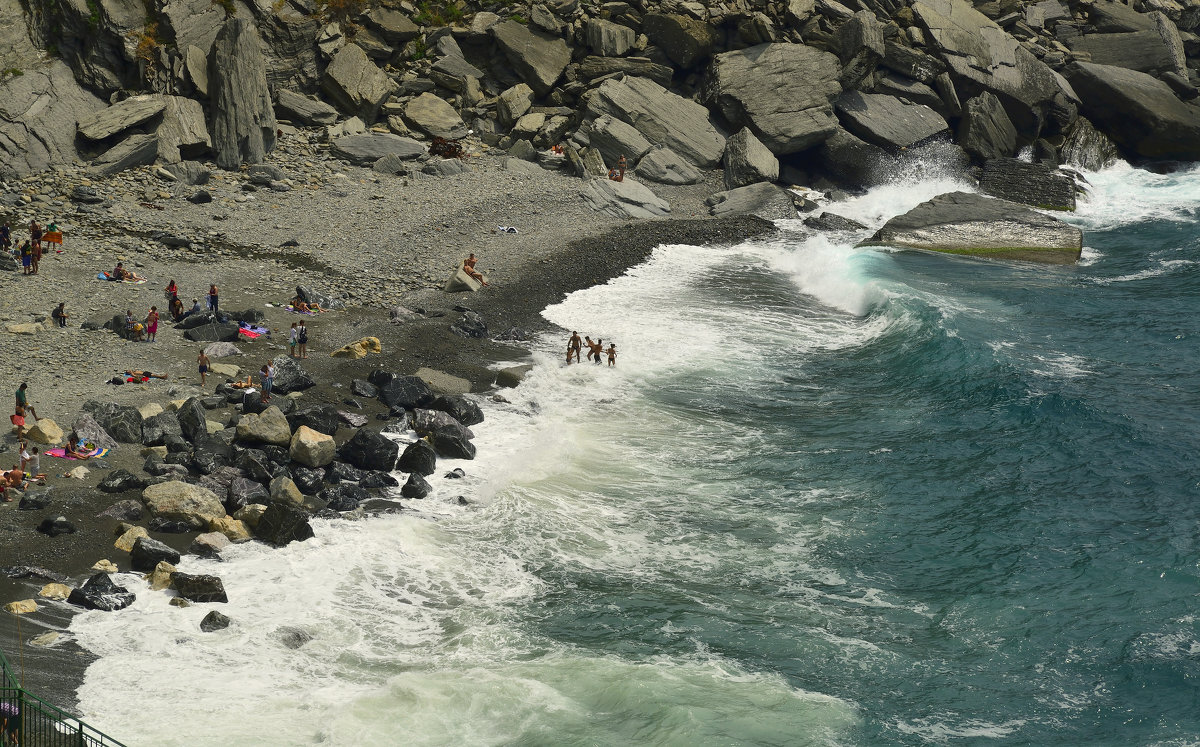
606;343;617;366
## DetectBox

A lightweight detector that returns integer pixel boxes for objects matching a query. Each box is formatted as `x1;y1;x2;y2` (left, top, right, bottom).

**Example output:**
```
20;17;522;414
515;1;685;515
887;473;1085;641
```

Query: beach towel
496;226;519;234
238;323;269;339
284;305;317;315
45;446;108;460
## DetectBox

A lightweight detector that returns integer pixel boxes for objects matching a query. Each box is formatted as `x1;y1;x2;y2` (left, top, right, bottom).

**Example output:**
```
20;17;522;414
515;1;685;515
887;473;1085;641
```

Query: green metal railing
0;647;125;746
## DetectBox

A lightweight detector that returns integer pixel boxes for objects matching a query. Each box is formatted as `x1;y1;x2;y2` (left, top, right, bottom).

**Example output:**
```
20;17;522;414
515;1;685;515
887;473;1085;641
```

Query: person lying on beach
112;262;144;282
124;370;168;380
290;296;325;313
228;375;255;389
65;433;90;460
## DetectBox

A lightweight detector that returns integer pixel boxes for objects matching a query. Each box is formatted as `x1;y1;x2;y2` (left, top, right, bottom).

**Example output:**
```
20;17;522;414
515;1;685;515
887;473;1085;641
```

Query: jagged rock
229;476;269;510
403;92;467;139
270;355;315;394
351;379;378;398
97;499;143;521
176;397;207;443
143;410;184;446
71;413;118;451
836;91;949;150
430;426;476;460
36;516;75;537
131;536;181;573
1066;62;1200;160
290;425;335;468
497;83;535;128
200;610;231;632
378;375;435;410
156;96;211;163
323;43;397;122
88;134;159;177
171;572;228;603
881;41;947;83
871;72;944;113
84;401;144;443
635;146;703;185
804;212;868;231
401;472;431;498
276;89;339;126
326;461;365;484
703;43;841;155
318;483;368;511
254;501;314;546
68;573;135;611
364;7;419;44
411;408;465;436
288;404;341;436
577;56;674;88
26;418;63;445
269;475;305;506
77;94;166;140
397;439;437;476
586;115;653;167
707;183;796;220
980;158;1076;210
0;62;105;179
338;428;399;472
835;11;886;89
587;77;725;168
143;481;226;529
1071;30;1179;78
1059;117;1119;171
861;191;1083;263
642;13;718;68
166;160;212;185
1087;0;1155;32
911;0;1074;136
184;321;240;342
430;53;484;93
190;531;231;559
209;17;277;169
586;18;636;57
957;92;1018;162
580;178;671;219
430;395;484;427
331;133;425;165
236;406;292;446
360;471;398;489
723;128;779;189
98;469;147;493
492;20;571;96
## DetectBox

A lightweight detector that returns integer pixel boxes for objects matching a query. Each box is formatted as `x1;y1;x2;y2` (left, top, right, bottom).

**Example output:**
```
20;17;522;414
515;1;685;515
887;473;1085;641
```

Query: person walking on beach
197;349;210;387
145;306;159;342
51;302;68;328
15;384;37;422
289;322;298;358
207;284;219;314
261;361;274;403
568;331;582;364
30;237;41;275
297;320;308;358
606;343;617;366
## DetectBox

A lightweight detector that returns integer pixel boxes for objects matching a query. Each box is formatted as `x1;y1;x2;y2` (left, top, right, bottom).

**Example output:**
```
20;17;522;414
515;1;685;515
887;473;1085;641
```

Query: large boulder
254;502;314;546
1070;30;1180;78
338;428;399;472
835;91;949;150
208;17;276;169
142;481;226;529
85;402;143;443
0;61;105;178
378;375;435;410
172;572;228;603
72;413;118;451
586;115;653;167
956;92;1018;162
288;404;341;436
430;395;484;427
586;18;635;57
131;536;181;573
270;355;315;393
430;427;476;460
579;179;671;219
275;89;339;126
77;94;166;140
911;0;1075;136
642;13;717;69
979;158;1076;211
707;183;796;220
702;43;842;155
184;321;240;342
635;146;703;185
586;77;725;168
68;573;135;612
860;191;1083;263
397;439;437;476
176;397;208;443
1059;117;1119;171
835;10;886;89
497;83;535;128
236;406;292;446
1065;61;1200;160
403;92;467;139
88;134;159;177
26;419;63;445
723;128;779;189
156;95;212;163
290;425;335;468
492;20;571;95
322;43;397;122
330;133;425;165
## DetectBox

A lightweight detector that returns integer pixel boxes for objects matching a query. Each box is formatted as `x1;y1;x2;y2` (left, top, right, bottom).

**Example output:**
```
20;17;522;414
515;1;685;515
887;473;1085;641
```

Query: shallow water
66;162;1200;745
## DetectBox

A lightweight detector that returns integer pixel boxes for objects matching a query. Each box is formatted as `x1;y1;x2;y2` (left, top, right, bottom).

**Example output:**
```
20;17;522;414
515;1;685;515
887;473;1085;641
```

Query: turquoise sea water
68;164;1200;745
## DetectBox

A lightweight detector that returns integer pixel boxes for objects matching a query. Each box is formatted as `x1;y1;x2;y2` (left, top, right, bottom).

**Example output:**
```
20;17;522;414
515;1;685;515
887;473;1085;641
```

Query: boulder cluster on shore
1;0;1198;625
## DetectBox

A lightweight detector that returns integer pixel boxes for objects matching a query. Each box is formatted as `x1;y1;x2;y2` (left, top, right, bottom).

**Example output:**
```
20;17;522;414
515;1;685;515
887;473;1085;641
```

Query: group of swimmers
566;331;616;366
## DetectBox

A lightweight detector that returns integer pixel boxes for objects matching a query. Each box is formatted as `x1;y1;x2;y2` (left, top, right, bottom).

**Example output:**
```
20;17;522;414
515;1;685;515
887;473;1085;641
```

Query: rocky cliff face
1;0;1198;189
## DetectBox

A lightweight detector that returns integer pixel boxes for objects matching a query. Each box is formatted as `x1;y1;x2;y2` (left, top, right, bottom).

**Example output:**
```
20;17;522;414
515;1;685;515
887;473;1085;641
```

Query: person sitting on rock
179;298;203;321
463;253;488;286
169;295;184;321
51;302;68;328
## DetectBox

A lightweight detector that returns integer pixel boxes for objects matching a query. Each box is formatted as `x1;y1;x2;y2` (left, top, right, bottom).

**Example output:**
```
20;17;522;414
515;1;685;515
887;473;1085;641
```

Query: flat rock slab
587;76;726;168
860;191;1083;264
1067;61;1200;160
707;182;795;220
836;91;949;150
579;178;671;219
331;133;425;164
492;20;571;95
77;94;166;141
403;92;468;139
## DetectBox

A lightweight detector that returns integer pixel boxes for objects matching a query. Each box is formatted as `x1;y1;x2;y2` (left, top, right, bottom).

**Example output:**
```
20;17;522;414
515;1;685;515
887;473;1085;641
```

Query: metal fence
0;648;125;746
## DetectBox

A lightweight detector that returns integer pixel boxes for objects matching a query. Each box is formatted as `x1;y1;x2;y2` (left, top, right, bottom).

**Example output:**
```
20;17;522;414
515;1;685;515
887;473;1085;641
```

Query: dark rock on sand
319;483;368;511
430;395;484;427
19;494;49;511
98;469;148;493
142;411;183;446
68;573;135;611
184;321;241;343
351;379;378;398
450;311;488;339
270;355;316;393
97;499;144;521
200;610;232;632
360;471;399;488
84;401;144;443
228;477;268;512
397;439;437;476
177;398;209;443
2;566;69;583
339;427;400;472
378;375;435;410
131;536;182;572
36;516;76;536
289;466;325;495
401;472;432;499
325;461;366;483
254;502;315;546
235;448;273;484
172;572;228;603
71;414;119;451
288;404;341;436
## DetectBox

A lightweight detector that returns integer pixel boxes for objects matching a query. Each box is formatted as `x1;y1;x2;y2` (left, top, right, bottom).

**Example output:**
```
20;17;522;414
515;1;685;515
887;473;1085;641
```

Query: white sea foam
1070;161;1200;230
1089;258;1196;285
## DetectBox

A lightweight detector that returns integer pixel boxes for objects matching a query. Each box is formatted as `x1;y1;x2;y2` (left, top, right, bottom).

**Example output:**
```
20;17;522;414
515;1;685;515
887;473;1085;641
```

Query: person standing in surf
606;343;617;366
568;331;582;364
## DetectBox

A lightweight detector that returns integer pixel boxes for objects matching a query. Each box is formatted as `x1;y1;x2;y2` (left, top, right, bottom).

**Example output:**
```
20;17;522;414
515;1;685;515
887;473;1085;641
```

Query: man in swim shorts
197;350;210;387
568;331;582;364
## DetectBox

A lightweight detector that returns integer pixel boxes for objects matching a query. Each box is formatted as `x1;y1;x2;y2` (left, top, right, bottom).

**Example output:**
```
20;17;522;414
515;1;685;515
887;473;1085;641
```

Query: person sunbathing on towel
291;296;324;313
113;262;144;282
65;433;90;460
124;370;168;380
